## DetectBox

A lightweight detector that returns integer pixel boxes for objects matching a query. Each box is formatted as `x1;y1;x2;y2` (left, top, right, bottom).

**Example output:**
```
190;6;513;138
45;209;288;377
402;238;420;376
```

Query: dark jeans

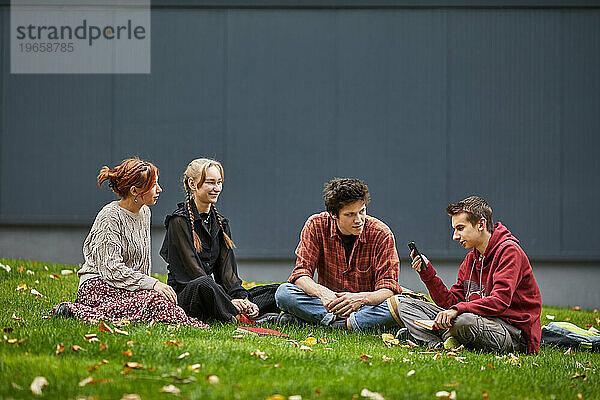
398;298;527;352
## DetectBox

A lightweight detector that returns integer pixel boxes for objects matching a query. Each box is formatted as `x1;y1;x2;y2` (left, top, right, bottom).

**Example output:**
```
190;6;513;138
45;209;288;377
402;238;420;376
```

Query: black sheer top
159;201;248;299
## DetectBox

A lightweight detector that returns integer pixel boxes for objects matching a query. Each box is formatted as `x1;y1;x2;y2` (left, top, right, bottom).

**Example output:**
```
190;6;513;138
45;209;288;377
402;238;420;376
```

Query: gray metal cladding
1;4;599;260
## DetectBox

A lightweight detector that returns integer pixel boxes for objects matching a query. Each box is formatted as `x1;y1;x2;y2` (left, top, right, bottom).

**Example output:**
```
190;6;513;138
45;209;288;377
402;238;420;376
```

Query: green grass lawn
1;258;599;400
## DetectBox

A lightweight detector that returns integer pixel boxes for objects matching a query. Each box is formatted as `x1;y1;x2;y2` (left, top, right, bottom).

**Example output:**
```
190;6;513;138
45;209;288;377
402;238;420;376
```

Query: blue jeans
275;283;399;332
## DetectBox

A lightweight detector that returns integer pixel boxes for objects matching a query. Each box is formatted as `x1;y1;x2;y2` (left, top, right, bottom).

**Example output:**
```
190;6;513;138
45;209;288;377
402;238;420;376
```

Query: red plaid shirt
288;212;402;294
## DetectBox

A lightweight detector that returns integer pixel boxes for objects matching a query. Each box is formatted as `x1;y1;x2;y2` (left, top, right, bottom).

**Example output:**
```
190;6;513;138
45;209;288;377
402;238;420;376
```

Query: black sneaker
253;313;280;325
276;312;311;327
396;327;410;340
54;302;74;318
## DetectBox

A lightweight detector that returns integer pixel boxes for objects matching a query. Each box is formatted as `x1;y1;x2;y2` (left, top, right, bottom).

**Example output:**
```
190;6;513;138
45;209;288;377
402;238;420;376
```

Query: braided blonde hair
184;158;236;251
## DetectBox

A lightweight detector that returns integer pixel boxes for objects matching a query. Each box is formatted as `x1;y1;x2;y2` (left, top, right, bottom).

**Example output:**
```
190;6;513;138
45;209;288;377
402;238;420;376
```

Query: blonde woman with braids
51;158;208;329
160;158;279;324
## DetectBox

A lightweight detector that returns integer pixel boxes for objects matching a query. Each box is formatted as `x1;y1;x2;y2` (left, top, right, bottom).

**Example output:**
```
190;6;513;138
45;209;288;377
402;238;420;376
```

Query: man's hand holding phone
408;241;430;272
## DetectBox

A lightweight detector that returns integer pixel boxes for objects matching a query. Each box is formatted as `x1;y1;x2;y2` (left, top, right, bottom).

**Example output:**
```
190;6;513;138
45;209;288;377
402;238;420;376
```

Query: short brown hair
323;178;370;216
446;196;494;233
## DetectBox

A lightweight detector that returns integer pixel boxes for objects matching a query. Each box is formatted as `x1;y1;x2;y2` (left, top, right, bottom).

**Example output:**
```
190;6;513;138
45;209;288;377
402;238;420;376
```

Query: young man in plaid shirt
274;178;403;331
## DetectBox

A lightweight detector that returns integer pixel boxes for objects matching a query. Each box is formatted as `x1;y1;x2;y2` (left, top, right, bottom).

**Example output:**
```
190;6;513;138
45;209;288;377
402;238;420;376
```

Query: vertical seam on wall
444;9;450;255
0;6;6;218
333;10;339;172
222;9;229;162
558;11;564;254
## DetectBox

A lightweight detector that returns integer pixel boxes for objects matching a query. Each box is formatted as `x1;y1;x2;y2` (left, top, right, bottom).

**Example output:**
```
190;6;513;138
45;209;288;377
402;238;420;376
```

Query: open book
414;319;437;330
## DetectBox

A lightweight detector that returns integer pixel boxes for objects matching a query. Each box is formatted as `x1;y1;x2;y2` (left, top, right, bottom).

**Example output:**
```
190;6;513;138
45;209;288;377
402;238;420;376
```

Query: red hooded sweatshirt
418;222;542;354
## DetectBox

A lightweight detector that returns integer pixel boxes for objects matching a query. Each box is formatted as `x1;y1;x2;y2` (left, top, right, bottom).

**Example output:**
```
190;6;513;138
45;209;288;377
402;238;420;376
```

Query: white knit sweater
78;201;158;291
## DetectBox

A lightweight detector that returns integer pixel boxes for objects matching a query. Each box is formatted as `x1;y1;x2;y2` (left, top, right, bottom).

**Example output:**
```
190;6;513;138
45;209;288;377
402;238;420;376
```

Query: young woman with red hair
52;158;208;328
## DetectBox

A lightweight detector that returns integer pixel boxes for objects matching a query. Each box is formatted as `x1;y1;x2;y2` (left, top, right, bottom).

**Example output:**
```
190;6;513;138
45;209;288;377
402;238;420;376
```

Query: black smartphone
407;241;428;271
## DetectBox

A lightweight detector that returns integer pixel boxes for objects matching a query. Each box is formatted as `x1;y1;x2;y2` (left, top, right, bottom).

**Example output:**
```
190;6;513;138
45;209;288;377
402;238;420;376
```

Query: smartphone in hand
407;241;428;271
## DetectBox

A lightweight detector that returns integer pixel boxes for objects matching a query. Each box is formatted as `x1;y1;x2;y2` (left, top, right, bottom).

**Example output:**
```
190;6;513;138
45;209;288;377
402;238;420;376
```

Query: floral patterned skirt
51;277;208;328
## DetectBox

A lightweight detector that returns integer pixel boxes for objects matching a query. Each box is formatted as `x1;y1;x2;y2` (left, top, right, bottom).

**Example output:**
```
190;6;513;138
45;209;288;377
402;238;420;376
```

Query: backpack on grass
541;321;600;351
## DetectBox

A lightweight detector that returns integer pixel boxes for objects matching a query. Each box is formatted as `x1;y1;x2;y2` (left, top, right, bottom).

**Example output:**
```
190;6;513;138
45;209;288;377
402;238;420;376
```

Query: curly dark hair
323;178;370;216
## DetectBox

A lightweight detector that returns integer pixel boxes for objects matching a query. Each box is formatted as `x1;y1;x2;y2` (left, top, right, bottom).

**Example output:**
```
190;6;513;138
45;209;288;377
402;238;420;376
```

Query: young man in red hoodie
398;196;542;353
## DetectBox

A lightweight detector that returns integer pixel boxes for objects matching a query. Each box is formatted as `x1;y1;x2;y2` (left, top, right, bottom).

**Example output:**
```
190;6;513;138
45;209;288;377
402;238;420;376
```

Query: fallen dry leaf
545;315;555;320
444;381;461;388
571;373;587;380
289;395;303;400
299;345;312;351
381;333;399;347
16;283;27;291
98;321;114;333
320;337;327;344
56;344;65;355
165;339;182;346
84;334;99;342
78;376;108;387
577;394;583;400
126;340;134;347
125;362;145;369
160;384;181;395
114;328;129;336
114;319;130;328
382;355;394;363
303;336;317;345
121;395;141;400
406;369;415;377
206;374;219;385
435;391;456;400
27;270;34;275
265;395;285;400
12;313;23;321
250;350;268;360
188;364;202;371
482;391;489;399
49;274;60;280
360;388;385;400
565;348;574;355
122;349;133;357
30;288;44;297
177;352;190;359
572;306;581;311
30;376;49;396
99;342;108;351
232;334;244;339
60;269;73;275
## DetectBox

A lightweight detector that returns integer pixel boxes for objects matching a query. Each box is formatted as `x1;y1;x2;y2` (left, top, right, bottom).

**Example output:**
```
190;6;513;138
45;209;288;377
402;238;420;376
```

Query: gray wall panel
1;5;599;264
225;10;338;257
336;10;448;256
1;74;114;221
111;10;228;225
446;10;564;257
560;12;600;255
